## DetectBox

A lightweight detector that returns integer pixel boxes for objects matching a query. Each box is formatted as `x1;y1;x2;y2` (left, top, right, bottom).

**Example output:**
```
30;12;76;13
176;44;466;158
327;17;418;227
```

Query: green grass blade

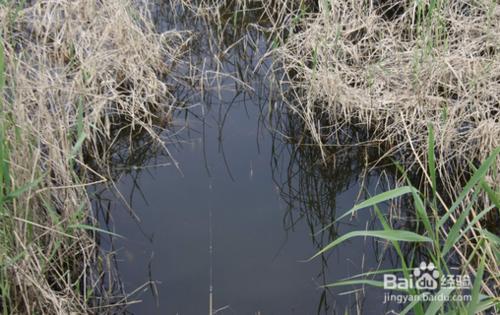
479;179;500;209
372;204;426;315
336;186;415;223
474;297;498;313
5;176;42;201
313;186;416;236
427;123;437;198
70;131;87;159
411;188;435;239
481;229;500;245
310;230;432;260
68;224;123;238
424;287;455;315
339;268;405;280
467;255;485;314
469;161;500;208
439;147;500;227
454;206;495;243
0;34;5;97
441;189;480;256
400;296;425;315
324;279;386;289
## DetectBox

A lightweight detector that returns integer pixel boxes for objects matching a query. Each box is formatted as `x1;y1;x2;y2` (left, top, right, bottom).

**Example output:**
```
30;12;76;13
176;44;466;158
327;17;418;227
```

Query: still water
90;3;399;314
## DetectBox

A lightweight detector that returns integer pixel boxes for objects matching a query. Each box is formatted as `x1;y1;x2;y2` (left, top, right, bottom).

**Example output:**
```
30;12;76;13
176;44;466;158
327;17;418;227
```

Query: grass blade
310;230;432;260
467;255;485;314
336;186;415;223
427;123;437;198
68;224;123;238
324;279;386;289
439;147;500;227
424;287;455;315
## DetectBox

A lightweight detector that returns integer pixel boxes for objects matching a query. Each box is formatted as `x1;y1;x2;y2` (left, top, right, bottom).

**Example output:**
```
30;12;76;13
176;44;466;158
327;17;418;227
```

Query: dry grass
1;0;498;313
0;0;188;313
270;0;500;310
273;0;499;196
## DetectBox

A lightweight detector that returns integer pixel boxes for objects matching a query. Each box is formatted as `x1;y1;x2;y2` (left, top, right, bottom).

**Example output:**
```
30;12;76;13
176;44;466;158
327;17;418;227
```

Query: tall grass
265;2;500;310
272;0;500;205
0;1;190;313
0;29;42;315
0;30;9;315
310;126;500;314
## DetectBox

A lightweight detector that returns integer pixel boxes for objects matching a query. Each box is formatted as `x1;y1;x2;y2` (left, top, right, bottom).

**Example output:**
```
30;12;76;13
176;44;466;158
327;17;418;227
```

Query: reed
1;0;498;313
268;3;500;311
0;1;189;313
272;0;500;202
310;128;500;314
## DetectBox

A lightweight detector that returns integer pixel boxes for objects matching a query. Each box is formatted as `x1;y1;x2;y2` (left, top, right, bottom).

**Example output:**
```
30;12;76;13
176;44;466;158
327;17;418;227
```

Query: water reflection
88;2;416;314
269;106;397;313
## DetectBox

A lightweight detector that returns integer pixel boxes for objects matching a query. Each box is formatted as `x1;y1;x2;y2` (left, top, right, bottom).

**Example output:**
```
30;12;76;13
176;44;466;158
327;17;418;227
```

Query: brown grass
0;0;188;313
1;0;498;313
273;0;500;196
270;0;500;309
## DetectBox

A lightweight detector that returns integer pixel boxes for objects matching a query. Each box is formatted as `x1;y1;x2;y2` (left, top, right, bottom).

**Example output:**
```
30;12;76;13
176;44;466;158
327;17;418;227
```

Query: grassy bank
0;1;187;313
267;0;499;313
0;0;497;313
273;0;499;193
273;86;499;313
310;140;500;314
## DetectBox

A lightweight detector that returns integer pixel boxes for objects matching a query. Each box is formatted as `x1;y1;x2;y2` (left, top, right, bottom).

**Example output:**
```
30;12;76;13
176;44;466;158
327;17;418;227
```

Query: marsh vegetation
0;0;498;314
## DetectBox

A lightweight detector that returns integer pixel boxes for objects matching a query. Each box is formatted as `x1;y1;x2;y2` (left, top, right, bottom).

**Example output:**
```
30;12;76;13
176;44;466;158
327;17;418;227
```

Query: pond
89;3;402;314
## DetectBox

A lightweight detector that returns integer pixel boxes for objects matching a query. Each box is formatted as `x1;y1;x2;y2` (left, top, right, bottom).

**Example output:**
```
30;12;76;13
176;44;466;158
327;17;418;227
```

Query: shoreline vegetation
269;0;499;313
0;0;499;314
274;0;500;196
0;0;188;313
269;0;499;309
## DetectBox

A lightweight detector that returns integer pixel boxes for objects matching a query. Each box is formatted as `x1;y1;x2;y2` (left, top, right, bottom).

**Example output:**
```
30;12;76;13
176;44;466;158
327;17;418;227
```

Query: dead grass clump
0;0;188;313
271;0;500;306
274;0;500;196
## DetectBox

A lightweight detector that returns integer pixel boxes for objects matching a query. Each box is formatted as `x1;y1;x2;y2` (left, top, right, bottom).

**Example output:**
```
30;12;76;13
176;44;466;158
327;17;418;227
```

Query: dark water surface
90;4;399;314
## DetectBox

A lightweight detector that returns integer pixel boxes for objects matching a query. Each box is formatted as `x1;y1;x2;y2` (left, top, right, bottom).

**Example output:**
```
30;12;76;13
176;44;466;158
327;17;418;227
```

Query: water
90;4;400;314
94;100;393;314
